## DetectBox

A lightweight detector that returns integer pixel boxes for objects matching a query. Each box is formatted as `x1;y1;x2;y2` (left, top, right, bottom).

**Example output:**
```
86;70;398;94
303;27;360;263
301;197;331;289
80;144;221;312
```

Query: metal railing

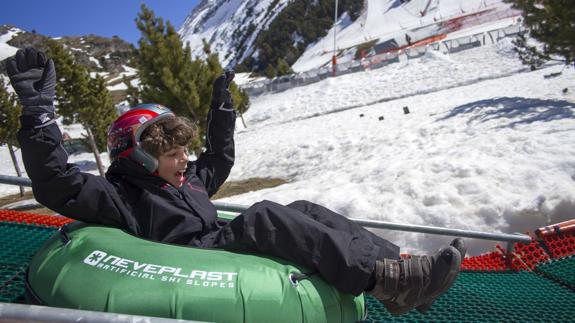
0;303;198;323
0;174;531;243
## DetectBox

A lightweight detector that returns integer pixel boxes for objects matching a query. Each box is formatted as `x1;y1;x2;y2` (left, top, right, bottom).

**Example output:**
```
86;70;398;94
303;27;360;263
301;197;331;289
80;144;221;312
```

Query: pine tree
132;5;249;151
242;0;364;75
133;4;204;149
0;77;25;195
82;75;118;151
506;0;575;68
232;83;250;128
0;78;20;148
265;64;277;79
276;58;293;76
46;40;117;175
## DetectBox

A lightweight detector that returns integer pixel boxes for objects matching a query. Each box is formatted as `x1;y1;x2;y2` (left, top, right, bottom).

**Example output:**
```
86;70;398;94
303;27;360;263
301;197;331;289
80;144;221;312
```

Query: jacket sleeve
195;109;236;197
17;122;127;228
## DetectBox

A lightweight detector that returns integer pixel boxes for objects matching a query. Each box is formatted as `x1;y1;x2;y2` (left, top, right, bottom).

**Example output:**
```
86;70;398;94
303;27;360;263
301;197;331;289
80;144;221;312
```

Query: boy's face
157;146;189;188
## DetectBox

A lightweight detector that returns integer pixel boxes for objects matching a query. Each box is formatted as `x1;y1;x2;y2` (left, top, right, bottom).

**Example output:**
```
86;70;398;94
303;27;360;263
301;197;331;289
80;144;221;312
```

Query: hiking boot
368;238;464;316
416;238;467;313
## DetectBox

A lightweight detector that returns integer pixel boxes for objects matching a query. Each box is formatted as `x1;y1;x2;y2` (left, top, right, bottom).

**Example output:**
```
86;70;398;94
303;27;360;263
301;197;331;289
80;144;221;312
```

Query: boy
6;48;465;315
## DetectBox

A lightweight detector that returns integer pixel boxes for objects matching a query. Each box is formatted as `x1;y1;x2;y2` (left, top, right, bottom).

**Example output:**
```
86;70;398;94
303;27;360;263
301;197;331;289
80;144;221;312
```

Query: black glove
210;70;235;110
6;48;57;128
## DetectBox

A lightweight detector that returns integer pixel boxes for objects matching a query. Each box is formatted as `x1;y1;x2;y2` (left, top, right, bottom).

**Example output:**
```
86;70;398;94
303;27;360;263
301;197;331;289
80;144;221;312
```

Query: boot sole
416;244;464;313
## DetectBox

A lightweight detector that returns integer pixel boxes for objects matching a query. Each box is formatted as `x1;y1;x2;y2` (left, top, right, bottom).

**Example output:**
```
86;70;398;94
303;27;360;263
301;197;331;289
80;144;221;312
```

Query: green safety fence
1;216;574;322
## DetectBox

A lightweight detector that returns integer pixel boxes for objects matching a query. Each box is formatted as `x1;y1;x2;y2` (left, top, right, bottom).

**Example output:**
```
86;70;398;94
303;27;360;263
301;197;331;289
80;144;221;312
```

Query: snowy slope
179;0;290;67
2;39;573;256
0;27;21;61
293;0;518;71
178;0;518;72
222;40;575;256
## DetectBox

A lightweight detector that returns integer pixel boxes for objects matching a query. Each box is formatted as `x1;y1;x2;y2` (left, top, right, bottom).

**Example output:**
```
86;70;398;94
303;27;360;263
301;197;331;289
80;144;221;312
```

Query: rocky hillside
0;25;136;103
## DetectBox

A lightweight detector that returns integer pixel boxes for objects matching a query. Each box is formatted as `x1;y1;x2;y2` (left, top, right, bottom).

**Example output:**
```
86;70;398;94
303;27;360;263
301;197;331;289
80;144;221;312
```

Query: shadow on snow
436;97;575;128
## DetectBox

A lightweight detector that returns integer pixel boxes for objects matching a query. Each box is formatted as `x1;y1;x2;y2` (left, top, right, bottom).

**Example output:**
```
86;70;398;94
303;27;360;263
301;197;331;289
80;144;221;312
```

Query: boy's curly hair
140;116;197;158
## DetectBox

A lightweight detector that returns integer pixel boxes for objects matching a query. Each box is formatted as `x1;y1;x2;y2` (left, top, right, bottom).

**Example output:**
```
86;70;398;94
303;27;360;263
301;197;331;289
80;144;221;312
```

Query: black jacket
17;109;236;245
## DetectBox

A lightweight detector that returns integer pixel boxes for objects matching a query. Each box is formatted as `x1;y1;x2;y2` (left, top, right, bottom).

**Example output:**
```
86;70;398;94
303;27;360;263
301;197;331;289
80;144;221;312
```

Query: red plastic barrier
461;251;507;272
507;241;550;271
541;233;575;259
0;209;73;227
2;210;573;273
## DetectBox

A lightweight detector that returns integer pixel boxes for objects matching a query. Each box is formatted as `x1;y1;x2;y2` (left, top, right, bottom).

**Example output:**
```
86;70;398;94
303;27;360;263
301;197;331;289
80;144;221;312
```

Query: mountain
178;0;518;75
0;25;137;102
179;0;292;70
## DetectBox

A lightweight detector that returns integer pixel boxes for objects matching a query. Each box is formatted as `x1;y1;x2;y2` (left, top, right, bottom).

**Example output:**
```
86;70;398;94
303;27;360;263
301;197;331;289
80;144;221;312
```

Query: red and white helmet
107;104;175;172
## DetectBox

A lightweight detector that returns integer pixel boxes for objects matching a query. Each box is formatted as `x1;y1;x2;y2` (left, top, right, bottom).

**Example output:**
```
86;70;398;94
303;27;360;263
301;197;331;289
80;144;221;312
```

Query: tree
0;77;25;196
506;0;575;69
46;40;118;176
132;4;204;150
130;5;249;151
232;83;250;128
276;58;293;76
265;64;277;79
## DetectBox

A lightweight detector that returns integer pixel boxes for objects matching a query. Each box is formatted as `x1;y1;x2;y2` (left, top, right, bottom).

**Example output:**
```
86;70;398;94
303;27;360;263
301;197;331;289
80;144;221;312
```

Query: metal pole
212;201;531;243
0;174;32;187
0;302;199;323
0;175;533;244
332;0;338;76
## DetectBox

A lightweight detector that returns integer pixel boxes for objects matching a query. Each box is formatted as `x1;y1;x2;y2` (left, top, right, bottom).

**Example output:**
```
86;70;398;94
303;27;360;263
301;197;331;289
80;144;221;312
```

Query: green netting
537;256;575;290
363;271;575;322
0;222;57;303
2;219;575;322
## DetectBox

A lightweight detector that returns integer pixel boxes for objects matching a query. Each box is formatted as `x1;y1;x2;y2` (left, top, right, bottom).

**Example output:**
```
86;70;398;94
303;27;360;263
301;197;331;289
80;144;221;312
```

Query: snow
2;15;575;256
107;77;140;92
233;72;266;87
1;74;13;93
89;71;110;79
219;40;575;255
292;0;517;72
178;0;518;72
0;114;111;198
2;40;574;255
179;0;291;67
0;27;21;61
105;65;138;84
89;56;102;68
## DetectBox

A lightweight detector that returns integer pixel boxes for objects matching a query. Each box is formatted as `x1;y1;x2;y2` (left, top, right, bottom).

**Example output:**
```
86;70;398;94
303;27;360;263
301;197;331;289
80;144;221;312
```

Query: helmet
107;103;175;172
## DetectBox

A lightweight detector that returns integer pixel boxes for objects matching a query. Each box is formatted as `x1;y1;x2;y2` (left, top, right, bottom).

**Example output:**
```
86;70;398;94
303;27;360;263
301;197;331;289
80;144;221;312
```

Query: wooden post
239;111;247;129
7;144;25;197
85;126;106;177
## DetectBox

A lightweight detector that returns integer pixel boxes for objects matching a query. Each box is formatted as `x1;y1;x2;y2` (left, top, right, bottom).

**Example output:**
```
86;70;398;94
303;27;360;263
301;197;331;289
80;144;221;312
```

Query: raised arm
6;48;126;227
196;71;236;196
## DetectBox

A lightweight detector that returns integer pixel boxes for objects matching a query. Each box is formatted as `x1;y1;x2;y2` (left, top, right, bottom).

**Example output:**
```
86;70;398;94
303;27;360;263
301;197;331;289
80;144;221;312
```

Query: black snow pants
198;200;400;295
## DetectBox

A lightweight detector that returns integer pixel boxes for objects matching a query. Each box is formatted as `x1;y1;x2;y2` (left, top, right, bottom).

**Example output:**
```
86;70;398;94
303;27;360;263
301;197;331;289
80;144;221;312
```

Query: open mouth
175;170;186;183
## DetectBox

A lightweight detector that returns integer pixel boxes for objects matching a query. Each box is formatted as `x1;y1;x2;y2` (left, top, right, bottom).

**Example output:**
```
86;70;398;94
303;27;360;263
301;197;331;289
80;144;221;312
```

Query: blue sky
0;0;198;45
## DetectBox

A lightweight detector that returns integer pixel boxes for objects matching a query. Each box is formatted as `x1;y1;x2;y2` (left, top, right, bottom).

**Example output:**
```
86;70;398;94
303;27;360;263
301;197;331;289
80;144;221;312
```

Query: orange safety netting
0;209;73;228
1;209;574;272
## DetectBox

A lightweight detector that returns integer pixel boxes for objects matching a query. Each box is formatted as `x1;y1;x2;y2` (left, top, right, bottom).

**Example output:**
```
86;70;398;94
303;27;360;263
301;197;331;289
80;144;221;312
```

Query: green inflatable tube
27;221;366;322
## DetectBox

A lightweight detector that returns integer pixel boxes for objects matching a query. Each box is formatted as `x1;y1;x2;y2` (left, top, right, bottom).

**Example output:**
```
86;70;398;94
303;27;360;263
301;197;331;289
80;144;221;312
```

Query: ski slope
1;38;574;255
293;0;517;72
224;39;575;256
